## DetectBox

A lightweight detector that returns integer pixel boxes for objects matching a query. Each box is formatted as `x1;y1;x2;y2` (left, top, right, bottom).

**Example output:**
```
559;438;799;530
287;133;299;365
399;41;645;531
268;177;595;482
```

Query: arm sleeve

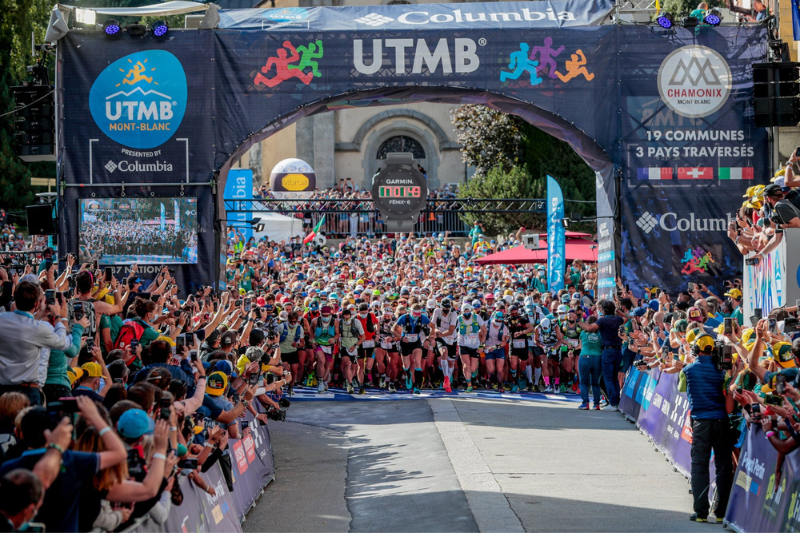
180;377;206;417
64;325;85;358
678;371;688;393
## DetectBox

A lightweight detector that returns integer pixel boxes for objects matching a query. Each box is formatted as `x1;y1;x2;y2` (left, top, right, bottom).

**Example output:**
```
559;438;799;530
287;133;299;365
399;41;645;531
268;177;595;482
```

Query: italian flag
719;167;754;180
303;215;325;244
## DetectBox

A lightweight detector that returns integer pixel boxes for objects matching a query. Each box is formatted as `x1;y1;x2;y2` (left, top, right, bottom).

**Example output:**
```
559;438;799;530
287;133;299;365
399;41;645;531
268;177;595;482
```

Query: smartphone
72;301;84;320
724;317;734;336
176;335;186;349
104;267;112;283
159;397;171;420
795;146;800;158
113;378;123;384
754;308;763;321
93;259;99;270
85;337;94;349
776;374;787;395
44;257;53;270
765;394;784;406
177;458;198;470
248;371;260;386
687;282;695;291
244;298;252;313
234;300;241;308
45;289;56;305
745;257;760;266
130;338;139;350
190;350;198;362
214;301;219;312
769;317;777;333
241;420;250;430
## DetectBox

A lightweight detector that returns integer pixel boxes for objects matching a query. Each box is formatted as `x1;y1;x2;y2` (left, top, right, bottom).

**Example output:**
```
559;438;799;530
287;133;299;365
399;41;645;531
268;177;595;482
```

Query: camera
785;317;800;333
177;458;198;470
266;398;290;421
127;449;146;479
710;341;733;371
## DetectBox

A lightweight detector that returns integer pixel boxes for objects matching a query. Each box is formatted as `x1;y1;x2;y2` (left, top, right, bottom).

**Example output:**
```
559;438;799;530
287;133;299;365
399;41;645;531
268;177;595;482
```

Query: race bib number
321;345;332;354
404;334;419;343
568;339;579;348
346;346;358;356
465;333;478;344
513;339;527;349
381;341;393;349
363;340;375;348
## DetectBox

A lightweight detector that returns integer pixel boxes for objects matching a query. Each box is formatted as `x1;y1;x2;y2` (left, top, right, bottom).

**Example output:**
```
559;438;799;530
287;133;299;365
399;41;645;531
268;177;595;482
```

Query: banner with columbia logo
546;175;565;292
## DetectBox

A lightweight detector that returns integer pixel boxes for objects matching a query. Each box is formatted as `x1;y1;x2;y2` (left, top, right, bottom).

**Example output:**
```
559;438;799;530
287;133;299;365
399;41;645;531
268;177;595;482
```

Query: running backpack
115;319;146;352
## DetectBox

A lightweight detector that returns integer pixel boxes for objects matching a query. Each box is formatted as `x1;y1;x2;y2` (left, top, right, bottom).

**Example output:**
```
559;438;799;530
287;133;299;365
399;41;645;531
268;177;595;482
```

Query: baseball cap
213;360;235;376
67;367;84;386
693;333;715;353
256;296;267;307
764;183;784;197
20;273;40;285
773;342;796;368
629;307;647;318
724;288;742;299
206;371;228;396
81;362;103;378
117;409;155;439
220;331;237;347
687;307;703;322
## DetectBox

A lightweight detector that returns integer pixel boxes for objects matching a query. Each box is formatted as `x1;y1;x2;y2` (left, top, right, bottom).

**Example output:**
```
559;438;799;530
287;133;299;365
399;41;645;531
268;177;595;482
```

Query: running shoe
491;382;499;390
579;403;589;410
388;382;397;393
444;376;452;393
526;383;534;392
593;404;601;410
510;384;519;393
359;385;366;395
689;514;708;523
465;384;474;393
544;385;554;393
346;382;354;394
559;384;567;394
572;381;579;393
502;382;512;392
405;374;413;390
317;381;325;394
602;404;619;411
518;377;527;389
413;387;420;395
288;385;294;397
324;381;329;391
379;377;386;389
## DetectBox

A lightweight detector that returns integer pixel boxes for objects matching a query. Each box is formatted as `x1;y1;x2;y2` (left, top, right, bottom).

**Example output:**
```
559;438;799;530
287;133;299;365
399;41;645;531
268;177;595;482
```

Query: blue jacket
681;356;727;420
133;361;196;394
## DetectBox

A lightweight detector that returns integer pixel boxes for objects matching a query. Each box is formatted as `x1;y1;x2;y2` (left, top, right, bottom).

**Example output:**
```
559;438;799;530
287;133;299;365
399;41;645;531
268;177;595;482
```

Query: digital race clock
371;152;428;232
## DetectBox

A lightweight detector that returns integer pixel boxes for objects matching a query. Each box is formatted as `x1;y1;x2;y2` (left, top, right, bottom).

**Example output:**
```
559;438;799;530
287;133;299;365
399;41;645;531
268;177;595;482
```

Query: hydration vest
458;315;481;335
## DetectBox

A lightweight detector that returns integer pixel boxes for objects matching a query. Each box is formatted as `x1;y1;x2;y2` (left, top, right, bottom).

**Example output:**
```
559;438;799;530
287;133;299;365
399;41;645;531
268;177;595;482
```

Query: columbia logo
636;212;658;234
105;160;118;173
354;13;394;26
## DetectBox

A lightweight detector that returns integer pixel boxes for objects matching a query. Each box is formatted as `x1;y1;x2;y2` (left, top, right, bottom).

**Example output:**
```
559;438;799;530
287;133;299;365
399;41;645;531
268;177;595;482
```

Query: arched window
376;135;425;160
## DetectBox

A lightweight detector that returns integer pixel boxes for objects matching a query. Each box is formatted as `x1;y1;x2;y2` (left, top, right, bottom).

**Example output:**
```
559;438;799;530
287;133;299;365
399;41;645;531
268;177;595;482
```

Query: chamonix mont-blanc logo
89;50;187;149
657;45;731;119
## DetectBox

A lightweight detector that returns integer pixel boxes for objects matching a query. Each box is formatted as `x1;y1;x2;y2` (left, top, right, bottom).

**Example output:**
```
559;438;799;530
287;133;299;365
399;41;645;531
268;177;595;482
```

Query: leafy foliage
451;104;596;235
661;0;725;18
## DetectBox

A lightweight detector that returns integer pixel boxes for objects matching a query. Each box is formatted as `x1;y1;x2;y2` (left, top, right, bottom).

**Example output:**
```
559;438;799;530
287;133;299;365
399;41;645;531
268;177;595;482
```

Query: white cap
540;318;551;329
20;273;39;285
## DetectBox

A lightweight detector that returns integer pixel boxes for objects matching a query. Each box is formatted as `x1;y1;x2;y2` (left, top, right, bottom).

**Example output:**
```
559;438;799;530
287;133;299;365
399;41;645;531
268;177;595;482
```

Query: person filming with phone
677;334;735;523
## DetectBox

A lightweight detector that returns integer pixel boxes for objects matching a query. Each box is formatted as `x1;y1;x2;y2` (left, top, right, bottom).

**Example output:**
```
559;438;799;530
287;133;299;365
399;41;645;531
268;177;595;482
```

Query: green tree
457;165;542;235
662;0;724;18
450;104;522;177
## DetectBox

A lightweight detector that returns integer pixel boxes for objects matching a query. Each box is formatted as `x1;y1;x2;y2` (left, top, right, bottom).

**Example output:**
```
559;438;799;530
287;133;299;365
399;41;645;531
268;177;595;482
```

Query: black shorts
530;345;543;357
282;350;299;365
342;346;363;362
400;341;422;357
436;339;458;358
460;346;480;359
511;348;529;361
546;349;562;362
359;346;375;359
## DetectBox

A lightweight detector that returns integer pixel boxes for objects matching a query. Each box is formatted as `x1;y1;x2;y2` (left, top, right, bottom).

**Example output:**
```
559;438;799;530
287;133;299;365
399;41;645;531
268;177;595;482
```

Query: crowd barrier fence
123;407;275;533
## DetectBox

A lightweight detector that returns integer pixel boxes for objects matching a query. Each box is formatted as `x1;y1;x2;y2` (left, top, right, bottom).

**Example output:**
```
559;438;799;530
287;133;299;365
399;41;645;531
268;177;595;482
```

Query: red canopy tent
474;239;598;265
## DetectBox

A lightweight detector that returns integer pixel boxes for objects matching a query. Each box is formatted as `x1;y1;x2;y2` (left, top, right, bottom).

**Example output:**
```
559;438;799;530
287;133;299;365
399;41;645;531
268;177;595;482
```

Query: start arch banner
56;1;769;292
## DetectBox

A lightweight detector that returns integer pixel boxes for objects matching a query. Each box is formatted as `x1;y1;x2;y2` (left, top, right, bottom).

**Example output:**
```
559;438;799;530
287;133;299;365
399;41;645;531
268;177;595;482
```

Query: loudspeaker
752;62;800;127
26;204;56;235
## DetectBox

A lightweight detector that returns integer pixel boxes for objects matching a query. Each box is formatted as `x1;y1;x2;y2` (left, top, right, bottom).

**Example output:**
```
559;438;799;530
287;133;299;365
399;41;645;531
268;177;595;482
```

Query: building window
376;135;425;160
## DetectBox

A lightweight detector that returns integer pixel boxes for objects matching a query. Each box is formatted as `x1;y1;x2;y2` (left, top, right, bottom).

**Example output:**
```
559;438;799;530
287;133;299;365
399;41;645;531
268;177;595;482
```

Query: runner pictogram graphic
289;40;324;78
254;41;318;88
500;44;542;86
122;61;153;85
556;50;594;82
529;37;564;79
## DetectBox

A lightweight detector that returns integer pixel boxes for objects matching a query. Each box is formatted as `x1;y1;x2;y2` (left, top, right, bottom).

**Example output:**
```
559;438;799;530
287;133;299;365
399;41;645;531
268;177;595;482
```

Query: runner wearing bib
356;303;381;391
431;298;458;393
506;304;534;393
376;308;399;392
392;304;431;394
456;303;486;393
310;306;339;394
301;301;321;386
525;297;547;391
559;310;582;393
339;307;366;394
484;310;509;391
277;311;304;394
534;317;563;393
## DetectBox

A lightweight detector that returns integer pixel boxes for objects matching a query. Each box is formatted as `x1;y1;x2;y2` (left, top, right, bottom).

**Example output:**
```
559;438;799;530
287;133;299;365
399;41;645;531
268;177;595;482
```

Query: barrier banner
546;175;565;292
725;425;788;532
127;410;274;532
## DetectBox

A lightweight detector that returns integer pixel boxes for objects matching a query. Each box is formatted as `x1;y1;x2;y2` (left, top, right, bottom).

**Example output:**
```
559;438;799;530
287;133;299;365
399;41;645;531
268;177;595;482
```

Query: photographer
751;184;800;264
677;334;735;523
577;299;629;411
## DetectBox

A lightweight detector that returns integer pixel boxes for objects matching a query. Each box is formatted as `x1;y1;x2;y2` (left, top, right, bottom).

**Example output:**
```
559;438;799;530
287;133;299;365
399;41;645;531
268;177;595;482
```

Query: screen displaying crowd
78;198;198;265
0;161;799;530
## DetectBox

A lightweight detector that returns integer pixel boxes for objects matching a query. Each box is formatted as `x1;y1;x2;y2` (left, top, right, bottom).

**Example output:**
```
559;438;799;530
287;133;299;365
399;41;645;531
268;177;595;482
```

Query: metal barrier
223;198;548;237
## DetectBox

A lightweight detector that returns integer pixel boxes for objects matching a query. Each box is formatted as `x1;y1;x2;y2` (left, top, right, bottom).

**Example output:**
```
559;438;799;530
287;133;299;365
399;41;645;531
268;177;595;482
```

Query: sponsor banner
546;175;565;292
217;0;616;31
742;228;800;320
225;169;254;245
619;28;769;295
127;407;274;533
726;425;789;532
597;277;615;289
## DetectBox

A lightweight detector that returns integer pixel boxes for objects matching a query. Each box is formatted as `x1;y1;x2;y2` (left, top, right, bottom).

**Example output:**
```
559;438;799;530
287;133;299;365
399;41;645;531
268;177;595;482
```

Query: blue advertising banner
224;169;254;245
56;8;768;290
547;175;565;292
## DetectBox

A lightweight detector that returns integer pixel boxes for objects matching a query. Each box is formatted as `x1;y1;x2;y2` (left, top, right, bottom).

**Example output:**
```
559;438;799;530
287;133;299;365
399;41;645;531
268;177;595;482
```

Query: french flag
637;168;673;180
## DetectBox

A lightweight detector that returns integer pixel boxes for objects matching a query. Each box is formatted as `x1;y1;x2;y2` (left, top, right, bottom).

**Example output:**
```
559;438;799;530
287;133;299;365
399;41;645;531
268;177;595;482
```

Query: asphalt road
243;397;710;533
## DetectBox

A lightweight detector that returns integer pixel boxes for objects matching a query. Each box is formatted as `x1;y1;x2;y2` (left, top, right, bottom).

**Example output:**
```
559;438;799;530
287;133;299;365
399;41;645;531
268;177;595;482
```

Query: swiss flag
677;167;713;180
